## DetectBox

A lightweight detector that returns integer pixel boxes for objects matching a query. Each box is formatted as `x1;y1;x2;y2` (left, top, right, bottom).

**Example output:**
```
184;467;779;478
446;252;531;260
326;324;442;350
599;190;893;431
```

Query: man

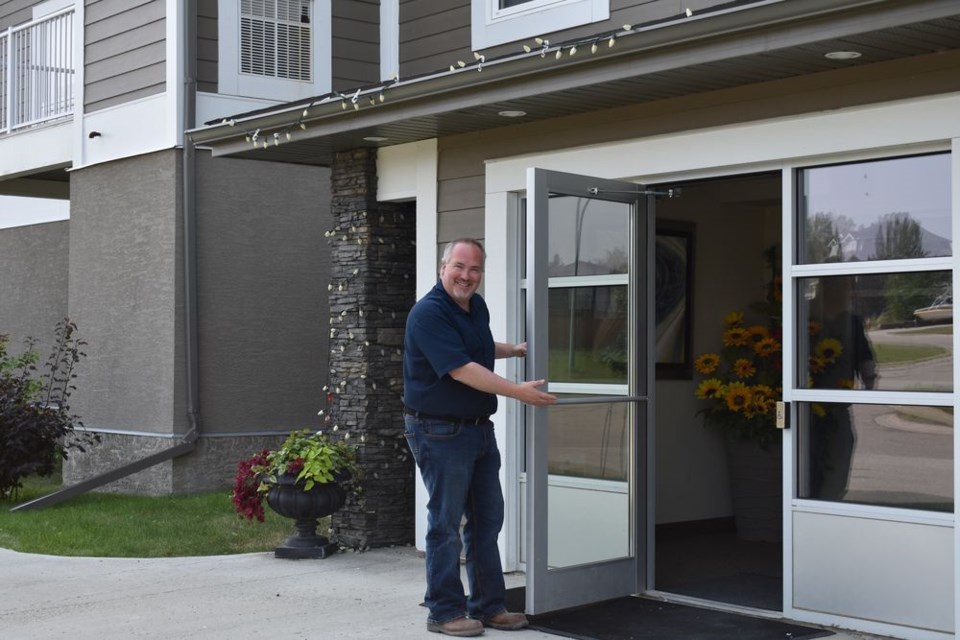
403;238;557;637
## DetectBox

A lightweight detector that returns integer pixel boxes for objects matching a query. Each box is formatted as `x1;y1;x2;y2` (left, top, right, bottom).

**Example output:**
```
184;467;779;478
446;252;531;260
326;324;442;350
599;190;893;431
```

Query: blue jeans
404;416;507;624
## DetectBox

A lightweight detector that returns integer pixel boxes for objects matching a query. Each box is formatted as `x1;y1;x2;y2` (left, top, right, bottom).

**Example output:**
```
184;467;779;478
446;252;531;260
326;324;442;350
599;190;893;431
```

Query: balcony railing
1;7;75;135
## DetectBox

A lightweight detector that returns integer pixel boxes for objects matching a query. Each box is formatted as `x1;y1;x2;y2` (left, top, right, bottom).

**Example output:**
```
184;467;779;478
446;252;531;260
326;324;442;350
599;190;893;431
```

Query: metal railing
1;7;75;135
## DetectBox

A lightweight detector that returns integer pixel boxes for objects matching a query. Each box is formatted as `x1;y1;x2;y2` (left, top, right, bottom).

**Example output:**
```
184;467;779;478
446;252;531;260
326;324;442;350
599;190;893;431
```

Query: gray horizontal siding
400;0;470;78
197;0;217;92
85;0;166;112
399;0;740;78
332;0;380;91
0;0;36;30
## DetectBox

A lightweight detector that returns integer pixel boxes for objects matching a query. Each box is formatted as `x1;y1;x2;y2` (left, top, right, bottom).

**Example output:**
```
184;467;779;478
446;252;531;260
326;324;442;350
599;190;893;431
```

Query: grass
890;325;953;335
873;342;948;365
0;475;296;557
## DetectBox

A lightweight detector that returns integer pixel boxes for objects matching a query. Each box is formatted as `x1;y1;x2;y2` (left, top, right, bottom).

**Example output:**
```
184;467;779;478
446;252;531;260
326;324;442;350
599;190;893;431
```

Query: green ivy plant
232;428;360;521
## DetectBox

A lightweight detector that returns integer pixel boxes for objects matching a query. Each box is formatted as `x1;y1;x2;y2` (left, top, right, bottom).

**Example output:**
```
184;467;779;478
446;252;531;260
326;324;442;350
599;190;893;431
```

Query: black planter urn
265;474;347;559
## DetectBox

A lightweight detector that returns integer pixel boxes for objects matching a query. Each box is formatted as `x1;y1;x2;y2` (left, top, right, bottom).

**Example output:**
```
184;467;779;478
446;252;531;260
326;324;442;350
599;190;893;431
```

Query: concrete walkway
0;546;893;640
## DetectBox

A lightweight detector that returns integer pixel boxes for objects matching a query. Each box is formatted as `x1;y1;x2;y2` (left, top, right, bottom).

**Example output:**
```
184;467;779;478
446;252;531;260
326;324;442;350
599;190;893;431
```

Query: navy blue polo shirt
403;281;497;419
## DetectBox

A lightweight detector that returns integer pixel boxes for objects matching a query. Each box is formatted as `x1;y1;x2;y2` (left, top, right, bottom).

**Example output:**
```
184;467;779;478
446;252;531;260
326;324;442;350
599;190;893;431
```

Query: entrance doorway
651;171;784;611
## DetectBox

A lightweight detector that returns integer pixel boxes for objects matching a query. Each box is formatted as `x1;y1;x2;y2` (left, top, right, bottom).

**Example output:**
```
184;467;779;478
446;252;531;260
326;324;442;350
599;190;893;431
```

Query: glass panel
799;154;951;263
547;398;632;568
797;402;953;511
549;286;627;384
797;273;952;392
547;196;630;277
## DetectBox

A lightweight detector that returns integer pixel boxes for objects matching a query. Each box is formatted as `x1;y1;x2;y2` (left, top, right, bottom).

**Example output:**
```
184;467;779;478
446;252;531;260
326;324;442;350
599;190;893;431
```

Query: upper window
798;153;952;264
241;0;312;81
219;0;331;102
472;0;609;50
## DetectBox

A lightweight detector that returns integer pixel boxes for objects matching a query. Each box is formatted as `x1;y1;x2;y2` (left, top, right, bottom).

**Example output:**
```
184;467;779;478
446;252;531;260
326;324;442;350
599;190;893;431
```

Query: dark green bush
0;319;99;501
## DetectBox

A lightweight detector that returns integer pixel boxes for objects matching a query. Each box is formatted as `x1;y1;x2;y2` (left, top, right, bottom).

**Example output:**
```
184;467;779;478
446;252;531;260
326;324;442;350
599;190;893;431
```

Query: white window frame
472;0;609;50
218;0;331;102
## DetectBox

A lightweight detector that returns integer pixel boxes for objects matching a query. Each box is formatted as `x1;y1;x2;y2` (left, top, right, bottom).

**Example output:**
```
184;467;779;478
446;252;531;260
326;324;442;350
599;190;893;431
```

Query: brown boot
483;611;529;630
427;616;485;637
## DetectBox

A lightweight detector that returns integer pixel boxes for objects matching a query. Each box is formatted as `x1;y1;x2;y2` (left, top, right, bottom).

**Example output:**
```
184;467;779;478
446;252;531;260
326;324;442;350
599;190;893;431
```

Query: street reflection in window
798;402;953;512
797;273;952;392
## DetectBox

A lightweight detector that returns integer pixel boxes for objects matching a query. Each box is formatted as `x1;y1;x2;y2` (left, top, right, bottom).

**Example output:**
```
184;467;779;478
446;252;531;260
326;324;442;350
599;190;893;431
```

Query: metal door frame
524;167;656;614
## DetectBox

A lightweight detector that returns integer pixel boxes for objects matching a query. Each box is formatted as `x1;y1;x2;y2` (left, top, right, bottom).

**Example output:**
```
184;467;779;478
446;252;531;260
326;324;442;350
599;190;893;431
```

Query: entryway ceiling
191;0;960;166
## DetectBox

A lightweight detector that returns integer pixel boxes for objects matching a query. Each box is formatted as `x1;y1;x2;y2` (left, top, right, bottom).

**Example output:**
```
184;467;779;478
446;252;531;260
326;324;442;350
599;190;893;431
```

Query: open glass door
524;168;654;614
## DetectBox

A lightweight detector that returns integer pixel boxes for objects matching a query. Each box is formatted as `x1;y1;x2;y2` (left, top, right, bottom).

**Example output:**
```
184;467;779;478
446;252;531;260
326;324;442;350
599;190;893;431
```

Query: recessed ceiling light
824;50;862;60
498;110;527;118
363;136;389;142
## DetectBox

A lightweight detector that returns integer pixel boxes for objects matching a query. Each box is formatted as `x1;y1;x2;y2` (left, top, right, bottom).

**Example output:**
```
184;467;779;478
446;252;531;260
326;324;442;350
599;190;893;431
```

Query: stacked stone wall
327;148;417;549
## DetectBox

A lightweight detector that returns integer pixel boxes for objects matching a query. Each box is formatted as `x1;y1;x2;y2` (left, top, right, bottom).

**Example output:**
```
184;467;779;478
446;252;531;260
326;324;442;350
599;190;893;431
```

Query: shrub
0;319;99;501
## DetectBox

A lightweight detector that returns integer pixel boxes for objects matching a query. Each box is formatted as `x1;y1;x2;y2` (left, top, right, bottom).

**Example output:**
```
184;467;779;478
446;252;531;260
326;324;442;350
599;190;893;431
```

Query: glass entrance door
524;168;654;614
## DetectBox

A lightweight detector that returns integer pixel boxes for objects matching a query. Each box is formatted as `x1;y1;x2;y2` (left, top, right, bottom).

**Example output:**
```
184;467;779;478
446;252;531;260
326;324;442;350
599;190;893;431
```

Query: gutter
187;0;913;150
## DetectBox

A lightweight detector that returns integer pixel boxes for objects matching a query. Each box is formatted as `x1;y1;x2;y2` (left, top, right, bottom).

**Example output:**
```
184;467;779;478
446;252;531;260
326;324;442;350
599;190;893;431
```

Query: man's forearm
449;361;521;398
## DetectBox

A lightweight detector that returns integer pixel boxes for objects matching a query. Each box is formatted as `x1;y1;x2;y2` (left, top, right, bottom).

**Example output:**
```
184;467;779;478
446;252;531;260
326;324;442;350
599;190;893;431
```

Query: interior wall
654;174;781;524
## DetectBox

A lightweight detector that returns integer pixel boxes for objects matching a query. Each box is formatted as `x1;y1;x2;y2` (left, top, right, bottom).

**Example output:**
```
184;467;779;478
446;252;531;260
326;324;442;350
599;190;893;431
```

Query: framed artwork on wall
655;221;694;379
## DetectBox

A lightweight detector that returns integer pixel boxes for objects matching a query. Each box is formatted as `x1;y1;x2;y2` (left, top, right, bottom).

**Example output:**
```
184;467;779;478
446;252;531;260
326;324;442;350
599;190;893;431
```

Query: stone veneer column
327;148;416;549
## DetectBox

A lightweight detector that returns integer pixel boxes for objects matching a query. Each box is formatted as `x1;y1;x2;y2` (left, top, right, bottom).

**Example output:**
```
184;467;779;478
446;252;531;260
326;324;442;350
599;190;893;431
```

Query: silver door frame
524;167;656;614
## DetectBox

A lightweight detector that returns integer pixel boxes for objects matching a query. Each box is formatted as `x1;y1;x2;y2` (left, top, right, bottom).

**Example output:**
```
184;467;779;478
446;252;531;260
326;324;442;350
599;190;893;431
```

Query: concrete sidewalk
0;546;891;640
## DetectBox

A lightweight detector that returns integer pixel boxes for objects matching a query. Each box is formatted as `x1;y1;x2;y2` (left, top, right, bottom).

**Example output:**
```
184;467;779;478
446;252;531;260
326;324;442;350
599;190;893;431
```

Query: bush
0;319;99;501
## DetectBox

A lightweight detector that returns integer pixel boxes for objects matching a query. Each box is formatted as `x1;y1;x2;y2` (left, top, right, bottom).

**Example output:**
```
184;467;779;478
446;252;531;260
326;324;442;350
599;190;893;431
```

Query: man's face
440;242;484;308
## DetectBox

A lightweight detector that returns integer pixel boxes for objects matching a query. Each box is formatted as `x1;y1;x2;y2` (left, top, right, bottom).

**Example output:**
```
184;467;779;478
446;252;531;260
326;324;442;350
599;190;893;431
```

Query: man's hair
440;238;486;268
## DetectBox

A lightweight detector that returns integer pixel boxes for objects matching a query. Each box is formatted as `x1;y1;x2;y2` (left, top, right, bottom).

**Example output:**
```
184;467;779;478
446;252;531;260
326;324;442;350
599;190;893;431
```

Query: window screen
240;0;312;81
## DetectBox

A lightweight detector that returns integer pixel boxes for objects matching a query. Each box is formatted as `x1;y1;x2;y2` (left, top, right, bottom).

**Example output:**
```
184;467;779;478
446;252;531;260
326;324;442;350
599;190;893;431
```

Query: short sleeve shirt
402;282;497;418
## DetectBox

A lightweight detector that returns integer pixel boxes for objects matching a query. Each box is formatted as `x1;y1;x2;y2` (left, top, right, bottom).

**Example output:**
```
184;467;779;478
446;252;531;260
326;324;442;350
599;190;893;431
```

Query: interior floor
655;522;782;611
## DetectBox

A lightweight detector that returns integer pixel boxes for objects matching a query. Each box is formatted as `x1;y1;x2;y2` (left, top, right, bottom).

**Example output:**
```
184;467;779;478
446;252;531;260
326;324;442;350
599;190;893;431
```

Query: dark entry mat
504;588;833;640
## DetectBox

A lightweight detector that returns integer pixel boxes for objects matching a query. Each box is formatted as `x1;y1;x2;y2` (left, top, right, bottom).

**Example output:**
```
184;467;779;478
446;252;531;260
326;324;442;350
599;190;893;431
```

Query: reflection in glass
547;399;631;568
799;154;951;264
797;273;952;392
798;402;953;512
549;286;627;384
548;400;629;480
547;196;630;276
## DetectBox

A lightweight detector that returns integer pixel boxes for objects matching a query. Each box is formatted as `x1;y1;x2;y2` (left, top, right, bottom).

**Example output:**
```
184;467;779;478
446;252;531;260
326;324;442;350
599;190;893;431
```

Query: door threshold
642;590;783;619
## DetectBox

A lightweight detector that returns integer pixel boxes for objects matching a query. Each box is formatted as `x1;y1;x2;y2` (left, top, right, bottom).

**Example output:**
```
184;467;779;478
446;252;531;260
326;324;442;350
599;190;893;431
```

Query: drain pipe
181;0;201;443
12;3;200;512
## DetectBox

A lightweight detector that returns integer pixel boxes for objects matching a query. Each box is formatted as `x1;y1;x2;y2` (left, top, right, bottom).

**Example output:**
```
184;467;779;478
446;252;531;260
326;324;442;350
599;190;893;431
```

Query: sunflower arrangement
692;255;846;447
693;310;785;448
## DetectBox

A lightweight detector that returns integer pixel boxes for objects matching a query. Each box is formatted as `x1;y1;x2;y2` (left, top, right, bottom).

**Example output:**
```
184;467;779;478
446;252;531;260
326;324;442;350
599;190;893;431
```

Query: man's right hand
516;379;557;406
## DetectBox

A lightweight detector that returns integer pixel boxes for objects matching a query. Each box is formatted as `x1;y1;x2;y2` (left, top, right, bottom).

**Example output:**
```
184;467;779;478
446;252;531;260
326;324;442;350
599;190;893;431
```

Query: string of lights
218;7;697;151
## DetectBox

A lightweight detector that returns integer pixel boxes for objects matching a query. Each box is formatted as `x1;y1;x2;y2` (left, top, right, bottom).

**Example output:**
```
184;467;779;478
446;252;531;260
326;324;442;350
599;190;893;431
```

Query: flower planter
724;436;782;543
265;474;347;559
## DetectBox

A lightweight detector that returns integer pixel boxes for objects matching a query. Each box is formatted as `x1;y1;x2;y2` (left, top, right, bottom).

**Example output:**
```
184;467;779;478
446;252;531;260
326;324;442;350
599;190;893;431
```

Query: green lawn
0;476;294;557
890;325;954;336
873;342;949;364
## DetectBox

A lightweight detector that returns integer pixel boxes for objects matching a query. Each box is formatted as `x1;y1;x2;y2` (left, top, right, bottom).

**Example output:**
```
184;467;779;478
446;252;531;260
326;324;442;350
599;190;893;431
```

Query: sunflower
753;337;781;357
724;382;751;412
808;354;827;374
815;338;843;363
837;378;855;389
723;327;751;347
723;311;744;327
811;403;827;418
694;353;721;374
733;358;756;379
747;325;769;341
750;384;776;415
695;378;724;400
